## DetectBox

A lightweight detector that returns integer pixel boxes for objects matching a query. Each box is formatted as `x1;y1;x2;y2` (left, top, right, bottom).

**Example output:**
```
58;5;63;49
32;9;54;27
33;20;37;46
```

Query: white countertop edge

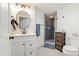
10;33;36;37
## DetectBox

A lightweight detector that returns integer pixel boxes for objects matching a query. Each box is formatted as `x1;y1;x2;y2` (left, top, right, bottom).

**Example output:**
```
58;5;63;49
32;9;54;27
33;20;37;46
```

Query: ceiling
33;3;71;16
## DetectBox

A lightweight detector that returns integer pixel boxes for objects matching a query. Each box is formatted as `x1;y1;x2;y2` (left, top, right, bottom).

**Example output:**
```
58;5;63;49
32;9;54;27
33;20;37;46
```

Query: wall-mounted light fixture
49;15;54;19
16;3;31;9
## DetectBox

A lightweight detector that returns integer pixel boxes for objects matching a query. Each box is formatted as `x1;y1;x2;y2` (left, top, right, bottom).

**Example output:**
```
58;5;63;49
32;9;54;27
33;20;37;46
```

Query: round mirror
16;11;30;34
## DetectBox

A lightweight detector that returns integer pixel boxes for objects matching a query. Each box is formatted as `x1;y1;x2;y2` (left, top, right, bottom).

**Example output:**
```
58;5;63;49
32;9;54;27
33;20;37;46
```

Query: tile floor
37;47;63;56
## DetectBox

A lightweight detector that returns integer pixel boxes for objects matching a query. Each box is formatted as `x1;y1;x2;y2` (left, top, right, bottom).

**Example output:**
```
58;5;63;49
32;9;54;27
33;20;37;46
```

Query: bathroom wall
0;3;11;56
57;4;79;45
35;7;45;46
9;3;36;35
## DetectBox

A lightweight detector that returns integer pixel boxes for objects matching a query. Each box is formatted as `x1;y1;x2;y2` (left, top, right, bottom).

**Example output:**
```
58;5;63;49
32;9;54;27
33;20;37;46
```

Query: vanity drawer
10;37;27;43
26;48;37;56
25;41;38;48
10;36;36;43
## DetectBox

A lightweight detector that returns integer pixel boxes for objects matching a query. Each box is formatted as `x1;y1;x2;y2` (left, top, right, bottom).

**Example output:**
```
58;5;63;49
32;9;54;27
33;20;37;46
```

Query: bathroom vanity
9;4;39;56
10;34;39;56
8;3;45;56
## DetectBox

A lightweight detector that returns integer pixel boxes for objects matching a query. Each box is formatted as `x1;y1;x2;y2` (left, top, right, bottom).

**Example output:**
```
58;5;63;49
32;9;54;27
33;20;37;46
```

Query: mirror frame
16;11;30;30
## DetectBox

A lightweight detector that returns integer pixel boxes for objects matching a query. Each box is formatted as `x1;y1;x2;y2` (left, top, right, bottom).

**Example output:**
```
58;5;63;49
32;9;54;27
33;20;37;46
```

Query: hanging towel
11;19;18;30
36;24;40;36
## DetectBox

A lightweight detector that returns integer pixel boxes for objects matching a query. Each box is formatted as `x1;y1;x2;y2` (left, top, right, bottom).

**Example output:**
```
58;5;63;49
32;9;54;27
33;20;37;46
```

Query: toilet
63;37;79;56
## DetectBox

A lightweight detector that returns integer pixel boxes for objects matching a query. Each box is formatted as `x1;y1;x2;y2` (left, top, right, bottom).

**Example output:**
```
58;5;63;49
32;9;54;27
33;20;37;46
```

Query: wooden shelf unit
55;32;65;52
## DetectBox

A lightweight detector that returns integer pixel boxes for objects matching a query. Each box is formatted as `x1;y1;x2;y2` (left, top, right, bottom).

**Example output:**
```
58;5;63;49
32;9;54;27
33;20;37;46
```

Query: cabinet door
11;42;25;56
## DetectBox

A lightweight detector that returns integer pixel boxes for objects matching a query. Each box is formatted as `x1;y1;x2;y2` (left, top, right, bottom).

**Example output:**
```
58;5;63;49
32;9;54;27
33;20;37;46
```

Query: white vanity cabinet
11;41;25;56
10;35;38;56
25;40;38;56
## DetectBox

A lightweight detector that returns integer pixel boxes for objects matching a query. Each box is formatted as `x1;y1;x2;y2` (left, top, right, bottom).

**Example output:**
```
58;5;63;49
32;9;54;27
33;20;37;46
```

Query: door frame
44;12;57;45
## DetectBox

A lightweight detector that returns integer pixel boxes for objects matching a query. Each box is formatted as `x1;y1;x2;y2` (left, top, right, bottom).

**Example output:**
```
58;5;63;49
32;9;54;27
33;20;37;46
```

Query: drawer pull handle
30;52;32;54
30;44;32;46
23;43;25;45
